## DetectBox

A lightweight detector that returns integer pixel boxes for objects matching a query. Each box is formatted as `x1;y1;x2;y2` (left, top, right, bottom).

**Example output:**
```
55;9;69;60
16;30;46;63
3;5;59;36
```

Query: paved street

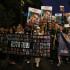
0;55;70;70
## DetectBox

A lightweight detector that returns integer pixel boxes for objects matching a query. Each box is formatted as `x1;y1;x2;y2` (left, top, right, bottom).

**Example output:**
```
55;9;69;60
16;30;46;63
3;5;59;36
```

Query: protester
34;26;42;67
57;24;69;66
16;24;24;34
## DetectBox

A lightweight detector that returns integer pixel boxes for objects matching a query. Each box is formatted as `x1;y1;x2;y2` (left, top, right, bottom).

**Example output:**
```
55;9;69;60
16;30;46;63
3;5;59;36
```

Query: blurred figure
4;28;9;34
34;26;44;67
67;15;70;25
0;27;5;33
50;16;58;63
34;26;41;67
9;28;14;34
16;24;24;34
57;24;69;66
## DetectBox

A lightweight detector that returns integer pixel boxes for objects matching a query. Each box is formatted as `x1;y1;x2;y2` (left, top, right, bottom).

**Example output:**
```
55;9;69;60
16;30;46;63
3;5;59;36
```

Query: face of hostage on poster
27;7;41;26
55;13;62;24
41;6;52;23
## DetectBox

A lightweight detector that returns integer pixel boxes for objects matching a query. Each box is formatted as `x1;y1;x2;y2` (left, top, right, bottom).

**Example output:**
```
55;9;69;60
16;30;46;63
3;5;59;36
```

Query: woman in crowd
57;24;69;66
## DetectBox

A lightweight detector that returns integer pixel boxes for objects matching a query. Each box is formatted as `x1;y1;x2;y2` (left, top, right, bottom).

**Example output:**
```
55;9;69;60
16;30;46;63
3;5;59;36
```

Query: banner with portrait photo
27;7;41;26
41;6;52;23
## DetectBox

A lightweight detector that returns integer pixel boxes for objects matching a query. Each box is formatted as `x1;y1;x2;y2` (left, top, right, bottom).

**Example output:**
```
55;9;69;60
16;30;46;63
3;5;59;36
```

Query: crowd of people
0;16;70;67
0;6;70;67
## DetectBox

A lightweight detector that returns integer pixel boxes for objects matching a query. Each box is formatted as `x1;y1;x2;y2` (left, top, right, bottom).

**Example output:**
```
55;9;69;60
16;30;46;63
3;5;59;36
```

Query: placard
55;13;62;24
41;6;52;23
27;7;41;26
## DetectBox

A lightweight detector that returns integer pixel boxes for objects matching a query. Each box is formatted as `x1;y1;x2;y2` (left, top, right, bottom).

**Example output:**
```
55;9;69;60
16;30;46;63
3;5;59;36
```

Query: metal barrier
0;33;51;57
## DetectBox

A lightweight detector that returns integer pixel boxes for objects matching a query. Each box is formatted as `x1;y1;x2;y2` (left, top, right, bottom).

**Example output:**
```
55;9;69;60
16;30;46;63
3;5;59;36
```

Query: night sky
41;0;70;13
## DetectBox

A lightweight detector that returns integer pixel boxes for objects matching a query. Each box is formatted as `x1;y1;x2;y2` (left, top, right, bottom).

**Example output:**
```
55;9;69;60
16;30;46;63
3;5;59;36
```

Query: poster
27;7;41;26
55;13;62;24
41;6;52;23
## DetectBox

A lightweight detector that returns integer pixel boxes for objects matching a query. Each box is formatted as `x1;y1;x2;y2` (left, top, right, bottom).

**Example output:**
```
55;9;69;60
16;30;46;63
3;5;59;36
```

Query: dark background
0;0;70;27
0;0;20;27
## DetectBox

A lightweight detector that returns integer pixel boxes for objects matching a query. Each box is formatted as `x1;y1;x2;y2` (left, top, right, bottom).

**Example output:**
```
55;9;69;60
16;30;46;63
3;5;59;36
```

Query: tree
0;0;20;27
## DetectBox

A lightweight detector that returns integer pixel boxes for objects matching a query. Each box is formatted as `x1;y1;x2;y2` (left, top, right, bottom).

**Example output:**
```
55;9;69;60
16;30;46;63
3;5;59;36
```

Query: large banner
0;33;51;57
32;34;51;57
7;34;31;55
